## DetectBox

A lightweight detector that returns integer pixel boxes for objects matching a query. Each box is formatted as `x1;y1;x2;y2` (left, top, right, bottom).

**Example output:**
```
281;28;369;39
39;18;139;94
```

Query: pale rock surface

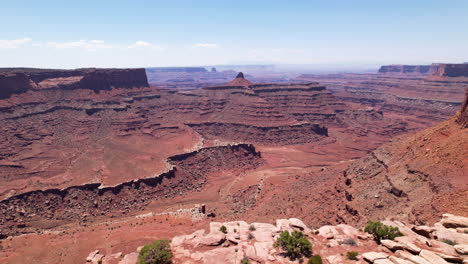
362;252;389;262
454;244;468;255
118;252;138;264
419;249;449;264
440;214;468;228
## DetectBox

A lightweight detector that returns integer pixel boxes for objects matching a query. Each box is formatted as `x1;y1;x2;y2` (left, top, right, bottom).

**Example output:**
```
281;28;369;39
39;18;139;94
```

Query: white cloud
194;43;218;49
0;38;32;49
47;40;112;51
127;40;164;50
271;48;304;53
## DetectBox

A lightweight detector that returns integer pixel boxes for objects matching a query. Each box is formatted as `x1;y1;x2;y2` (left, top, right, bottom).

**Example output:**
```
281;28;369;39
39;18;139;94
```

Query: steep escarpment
339;92;468;225
0;68;148;99
187;122;328;145
432;63;468;77
0;144;263;238
457;87;468;127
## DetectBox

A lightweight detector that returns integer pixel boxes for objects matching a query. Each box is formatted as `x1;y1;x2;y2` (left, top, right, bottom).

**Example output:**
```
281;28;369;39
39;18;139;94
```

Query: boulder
318;225;339;239
91;253;104;264
86;250;99;262
381;240;404;251
440;214;468;228
388;256;414;264
326;254;345;264
375;259;394;264
254;242;273;260
119;252;138;264
197;233;226;246
432;251;464;262
434;223;468;244
454;244;468;255
395;237;422;254
412;226;435;238
362;252;389;262
395;250;430;264
289;218;309;231
202;247;238;264
419;249;449;264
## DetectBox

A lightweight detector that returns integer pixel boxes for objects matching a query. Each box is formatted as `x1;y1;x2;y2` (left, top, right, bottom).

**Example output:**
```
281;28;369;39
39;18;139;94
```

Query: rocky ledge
85;214;468;264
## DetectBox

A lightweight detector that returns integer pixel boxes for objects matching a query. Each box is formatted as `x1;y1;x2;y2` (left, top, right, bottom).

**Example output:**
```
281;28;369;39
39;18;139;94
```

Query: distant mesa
378;63;468;78
378;64;436;75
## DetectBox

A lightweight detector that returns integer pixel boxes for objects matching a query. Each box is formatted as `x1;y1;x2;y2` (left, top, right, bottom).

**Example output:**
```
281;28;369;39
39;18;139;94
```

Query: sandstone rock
454;244;468;255
440;214;468;228
326;254;345;264
395;237;423;254
119;252;138;264
254;242;273;260
197;233;226;246
289;218;309;231
375;259;394;264
86;250;100;262
395;250;430;264
102;252;122;264
432;251;463;263
434;223;468;244
91;254;105;264
362;252;389;262
419;249;449;264
388;256;414;264
381;240;404;251
412;226;435;238
318;225;339;239
202;247;238;264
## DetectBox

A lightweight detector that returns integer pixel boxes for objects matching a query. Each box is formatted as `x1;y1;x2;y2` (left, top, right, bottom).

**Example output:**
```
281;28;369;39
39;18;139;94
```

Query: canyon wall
457;87;468;128
378;65;435;75
432;63;468;77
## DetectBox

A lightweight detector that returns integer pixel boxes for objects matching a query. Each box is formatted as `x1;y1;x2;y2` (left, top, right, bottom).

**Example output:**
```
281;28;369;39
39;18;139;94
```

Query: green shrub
341;238;357;246
364;221;403;243
307;255;322;264
240;257;251;264
138;240;173;264
248;233;254;240
249;224;256;231
220;225;227;234
442;239;457;246
274;231;312;260
347;251;358;260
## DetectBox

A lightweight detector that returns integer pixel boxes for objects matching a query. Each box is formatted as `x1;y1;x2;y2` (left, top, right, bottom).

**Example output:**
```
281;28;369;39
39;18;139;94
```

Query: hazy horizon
1;0;468;69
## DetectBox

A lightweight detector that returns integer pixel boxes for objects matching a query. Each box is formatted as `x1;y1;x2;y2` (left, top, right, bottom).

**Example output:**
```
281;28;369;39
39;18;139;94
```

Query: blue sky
1;0;467;68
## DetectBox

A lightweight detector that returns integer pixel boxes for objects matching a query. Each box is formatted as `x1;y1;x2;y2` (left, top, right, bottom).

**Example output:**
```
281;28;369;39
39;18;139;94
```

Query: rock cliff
457;87;468;128
378;65;436;75
432;64;468;77
0;68;148;99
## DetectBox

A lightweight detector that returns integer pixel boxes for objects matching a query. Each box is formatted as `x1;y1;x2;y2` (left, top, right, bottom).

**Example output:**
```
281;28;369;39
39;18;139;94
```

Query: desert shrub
248;233;254;240
240;257;251;264
220;225;227;234
249;224;256;231
364;221;403;243
274;231;312;260
442;239;457;246
307;255;322;264
341;238;357;246
138;240;173;264
347;251;358;260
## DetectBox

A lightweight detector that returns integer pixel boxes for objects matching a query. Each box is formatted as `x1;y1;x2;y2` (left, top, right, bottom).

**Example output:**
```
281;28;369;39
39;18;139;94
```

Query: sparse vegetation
307;255;322;264
138;240;173;264
364;221;403;243
347;251;359;260
220;225;227;234
274;230;312;261
442;239;457;246
248;233;254;240
249;224;256;231
341;238;357;246
240;256;251;264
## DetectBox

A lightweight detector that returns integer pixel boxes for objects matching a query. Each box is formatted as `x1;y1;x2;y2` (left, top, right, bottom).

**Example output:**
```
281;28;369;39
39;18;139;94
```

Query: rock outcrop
88;214;468;264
